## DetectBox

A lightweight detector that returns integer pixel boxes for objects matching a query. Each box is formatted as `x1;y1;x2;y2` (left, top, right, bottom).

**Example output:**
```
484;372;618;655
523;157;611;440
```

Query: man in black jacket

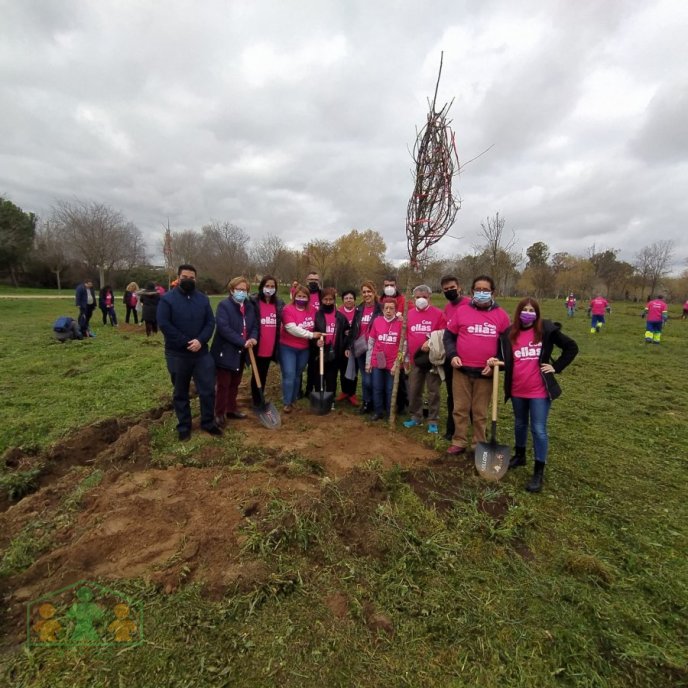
158;264;221;441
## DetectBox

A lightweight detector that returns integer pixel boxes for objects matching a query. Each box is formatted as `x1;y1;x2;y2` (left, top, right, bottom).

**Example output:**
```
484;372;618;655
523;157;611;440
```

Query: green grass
0;297;687;686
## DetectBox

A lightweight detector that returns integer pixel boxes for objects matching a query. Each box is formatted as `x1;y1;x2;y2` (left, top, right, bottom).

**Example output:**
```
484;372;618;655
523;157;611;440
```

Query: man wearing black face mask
158;264;221;441
440;275;469;441
301;271;322;398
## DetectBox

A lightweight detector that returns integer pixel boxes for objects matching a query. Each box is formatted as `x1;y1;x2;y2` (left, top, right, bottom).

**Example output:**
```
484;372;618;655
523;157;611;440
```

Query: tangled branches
406;54;461;267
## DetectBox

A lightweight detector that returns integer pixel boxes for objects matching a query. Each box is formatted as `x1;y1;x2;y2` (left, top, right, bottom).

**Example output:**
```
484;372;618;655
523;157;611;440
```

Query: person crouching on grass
366;298;402;421
487;298;578;493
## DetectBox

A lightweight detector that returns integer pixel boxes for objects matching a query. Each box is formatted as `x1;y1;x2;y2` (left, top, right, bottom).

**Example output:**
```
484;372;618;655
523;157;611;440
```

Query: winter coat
249;294;285;361
497;320;579;401
158;286;215;358
139;289;161;322
210;297;259;371
74;283;96;309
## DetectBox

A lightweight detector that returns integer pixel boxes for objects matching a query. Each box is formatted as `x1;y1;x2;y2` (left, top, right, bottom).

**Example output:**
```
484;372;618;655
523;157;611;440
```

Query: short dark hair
384;275;397;283
178;263;197;276
341;288;357;300
440;275;459;287
471;275;495;291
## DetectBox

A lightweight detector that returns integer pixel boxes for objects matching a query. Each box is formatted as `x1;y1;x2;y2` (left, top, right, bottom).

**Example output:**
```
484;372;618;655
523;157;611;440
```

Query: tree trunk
99;266;106;288
54;270;62;291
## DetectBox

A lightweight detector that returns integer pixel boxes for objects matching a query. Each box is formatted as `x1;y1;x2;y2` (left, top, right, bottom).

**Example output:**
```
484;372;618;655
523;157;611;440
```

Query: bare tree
52;199;146;286
252;233;287;276
635;240;674;299
476;212;520;294
34;220;69;290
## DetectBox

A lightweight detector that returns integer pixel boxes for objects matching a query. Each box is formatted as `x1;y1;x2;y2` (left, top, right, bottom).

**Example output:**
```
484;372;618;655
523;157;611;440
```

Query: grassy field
0;293;686;687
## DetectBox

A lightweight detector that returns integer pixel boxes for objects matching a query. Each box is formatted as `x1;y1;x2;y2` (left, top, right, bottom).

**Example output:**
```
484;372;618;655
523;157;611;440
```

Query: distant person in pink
643;294;668;344
366;298;402;420
402;285;446;434
279;284;324;413
682;299;688;320
443;275;510;455
588;294;609;333
488;297;578;493
565;293;576;318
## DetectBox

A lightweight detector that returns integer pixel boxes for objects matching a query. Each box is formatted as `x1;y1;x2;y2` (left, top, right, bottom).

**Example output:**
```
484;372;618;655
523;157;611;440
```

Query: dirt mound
0;399;446;646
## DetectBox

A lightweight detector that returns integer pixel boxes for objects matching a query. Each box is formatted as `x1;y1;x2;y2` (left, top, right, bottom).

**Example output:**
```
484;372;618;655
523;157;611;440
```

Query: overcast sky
1;0;687;272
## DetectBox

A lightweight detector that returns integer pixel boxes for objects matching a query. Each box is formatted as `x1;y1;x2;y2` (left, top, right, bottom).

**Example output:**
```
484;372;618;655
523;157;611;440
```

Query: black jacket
139;289;160;322
249;294;285;361
497;320;578;401
314;309;349;359
348;302;383;351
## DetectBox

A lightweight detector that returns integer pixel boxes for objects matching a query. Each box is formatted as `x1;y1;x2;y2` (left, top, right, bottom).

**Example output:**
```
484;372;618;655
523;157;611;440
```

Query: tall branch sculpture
389;53;461;425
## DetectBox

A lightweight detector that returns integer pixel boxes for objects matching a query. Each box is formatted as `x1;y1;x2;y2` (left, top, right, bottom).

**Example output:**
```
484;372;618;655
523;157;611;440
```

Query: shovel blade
474;441;511;481
309;390;333;415
254;401;281;429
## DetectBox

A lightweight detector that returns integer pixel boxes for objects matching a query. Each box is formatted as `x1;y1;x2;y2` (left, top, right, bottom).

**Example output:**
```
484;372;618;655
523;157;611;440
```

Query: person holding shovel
487;298;578;493
279;284;325;413
365;298;402;421
249;275;284;409
314;287;349;407
210;276;258;427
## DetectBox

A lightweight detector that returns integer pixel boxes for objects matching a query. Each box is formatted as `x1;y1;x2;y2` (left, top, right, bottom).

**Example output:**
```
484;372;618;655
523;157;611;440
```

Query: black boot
525;461;545;493
509;446;526;470
359;402;371;415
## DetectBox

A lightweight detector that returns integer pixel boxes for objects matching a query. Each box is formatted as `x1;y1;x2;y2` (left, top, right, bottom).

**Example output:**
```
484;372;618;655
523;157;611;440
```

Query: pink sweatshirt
511;329;547;398
407;305;446;359
446;305;510;368
368;317;402;370
590;297;608;316
281;304;315;350
645;299;667;322
257;301;277;357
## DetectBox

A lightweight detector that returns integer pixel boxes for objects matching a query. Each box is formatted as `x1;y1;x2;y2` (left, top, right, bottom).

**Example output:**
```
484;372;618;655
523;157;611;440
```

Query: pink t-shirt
105;293;113;307
646;299;667;322
511;329;547;398
323;311;336;345
257;301;278;357
447;305;511;368
443;296;469;329
359;304;375;338
338;305;356;324
309;292;321;311
565;297;576;308
370;317;402;370
280;304;315;350
590;297;608;315
407;305;446;359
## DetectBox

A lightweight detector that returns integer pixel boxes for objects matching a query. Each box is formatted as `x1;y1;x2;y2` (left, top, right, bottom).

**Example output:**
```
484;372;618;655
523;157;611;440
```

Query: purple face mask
519;311;537;325
295;298;309;308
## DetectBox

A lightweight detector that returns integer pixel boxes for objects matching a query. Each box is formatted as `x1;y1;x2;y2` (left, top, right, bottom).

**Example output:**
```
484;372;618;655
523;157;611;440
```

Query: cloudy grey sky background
1;0;687;272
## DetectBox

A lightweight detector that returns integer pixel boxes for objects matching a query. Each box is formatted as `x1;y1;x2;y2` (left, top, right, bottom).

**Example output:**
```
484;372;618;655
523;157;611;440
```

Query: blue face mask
473;290;492;305
233;290;247;303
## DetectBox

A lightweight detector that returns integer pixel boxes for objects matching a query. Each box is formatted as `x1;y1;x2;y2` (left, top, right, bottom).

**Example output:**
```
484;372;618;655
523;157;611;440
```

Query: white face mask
384;286;396;297
415;297;429;310
263;287;276;297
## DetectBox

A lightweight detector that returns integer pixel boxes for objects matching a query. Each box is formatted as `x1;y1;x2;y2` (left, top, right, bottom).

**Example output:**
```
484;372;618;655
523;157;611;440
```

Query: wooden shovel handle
319;341;325;376
490;361;504;422
247;346;262;390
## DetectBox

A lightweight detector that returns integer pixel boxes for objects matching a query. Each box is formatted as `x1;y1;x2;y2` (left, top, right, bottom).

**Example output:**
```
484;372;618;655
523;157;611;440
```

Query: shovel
310;343;333;415
247;347;281;430
475;363;510;481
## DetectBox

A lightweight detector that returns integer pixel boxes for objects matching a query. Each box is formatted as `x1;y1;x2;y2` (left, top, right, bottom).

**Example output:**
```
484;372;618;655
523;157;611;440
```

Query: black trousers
338;354;357;396
444;360;454;437
125;305;138;324
250;355;273;406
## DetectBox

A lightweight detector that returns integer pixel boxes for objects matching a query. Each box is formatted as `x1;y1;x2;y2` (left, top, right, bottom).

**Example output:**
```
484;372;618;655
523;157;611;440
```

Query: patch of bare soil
0;387;448;647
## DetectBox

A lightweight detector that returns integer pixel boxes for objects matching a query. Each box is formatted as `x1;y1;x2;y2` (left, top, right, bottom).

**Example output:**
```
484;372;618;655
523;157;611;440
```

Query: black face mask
443;288;459;302
179;278;196;294
321;304;335;313
308;281;319;292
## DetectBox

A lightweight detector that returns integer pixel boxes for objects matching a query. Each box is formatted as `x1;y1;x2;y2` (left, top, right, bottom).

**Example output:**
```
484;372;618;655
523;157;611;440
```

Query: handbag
352;336;367;358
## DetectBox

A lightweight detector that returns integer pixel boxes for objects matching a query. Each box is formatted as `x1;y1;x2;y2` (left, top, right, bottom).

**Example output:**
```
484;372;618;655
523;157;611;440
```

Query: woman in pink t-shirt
488;298;578;493
249;275;285;409
279;284;324;413
336;289;358;404
365;298;402;420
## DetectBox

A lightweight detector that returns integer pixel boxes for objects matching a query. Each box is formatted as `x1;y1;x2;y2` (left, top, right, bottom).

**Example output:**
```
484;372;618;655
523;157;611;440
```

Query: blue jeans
279;345;310;405
356;353;373;405
511;396;551;463
166;353;216;433
372;367;394;416
591;314;605;328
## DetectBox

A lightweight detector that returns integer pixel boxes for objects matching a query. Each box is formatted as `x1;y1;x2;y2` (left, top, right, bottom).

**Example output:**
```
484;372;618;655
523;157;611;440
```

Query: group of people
74;280;165;338
154;264;581;493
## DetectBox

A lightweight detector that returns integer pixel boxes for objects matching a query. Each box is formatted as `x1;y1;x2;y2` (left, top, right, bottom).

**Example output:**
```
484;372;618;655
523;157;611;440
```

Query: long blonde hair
126;282;139;292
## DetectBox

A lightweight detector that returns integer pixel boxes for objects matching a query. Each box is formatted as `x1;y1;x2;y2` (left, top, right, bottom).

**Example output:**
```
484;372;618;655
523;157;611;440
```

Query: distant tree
587;247;622;296
34;220;69;290
303;239;337;283
635;241;674;299
52;200;146;286
330;229;387;288
252;233;287;277
200;221;250;287
526;241;550;267
0;197;37;286
525;242;553;297
476;213;520;294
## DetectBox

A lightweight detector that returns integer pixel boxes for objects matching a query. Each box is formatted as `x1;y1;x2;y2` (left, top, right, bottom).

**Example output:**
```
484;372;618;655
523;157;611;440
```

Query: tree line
1;196;686;300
